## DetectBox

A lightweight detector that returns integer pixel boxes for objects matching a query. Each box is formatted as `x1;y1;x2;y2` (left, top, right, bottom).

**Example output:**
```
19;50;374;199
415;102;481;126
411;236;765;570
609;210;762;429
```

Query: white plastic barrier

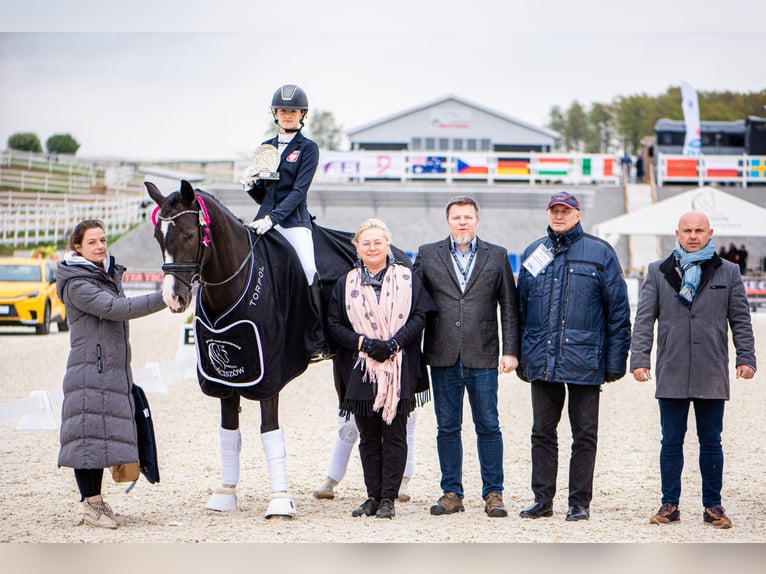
0;390;63;430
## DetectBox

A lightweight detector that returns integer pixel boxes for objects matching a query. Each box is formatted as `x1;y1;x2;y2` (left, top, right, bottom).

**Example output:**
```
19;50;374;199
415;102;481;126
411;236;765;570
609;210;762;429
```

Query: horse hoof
264;493;297;519
205;487;238;512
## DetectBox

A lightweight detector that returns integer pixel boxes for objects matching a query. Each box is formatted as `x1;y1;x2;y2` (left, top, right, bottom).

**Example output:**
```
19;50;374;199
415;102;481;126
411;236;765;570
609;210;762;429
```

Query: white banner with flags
680;82;701;156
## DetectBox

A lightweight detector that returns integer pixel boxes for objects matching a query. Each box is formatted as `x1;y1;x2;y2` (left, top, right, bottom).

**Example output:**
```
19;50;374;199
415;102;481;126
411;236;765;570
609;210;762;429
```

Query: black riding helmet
271;84;308;132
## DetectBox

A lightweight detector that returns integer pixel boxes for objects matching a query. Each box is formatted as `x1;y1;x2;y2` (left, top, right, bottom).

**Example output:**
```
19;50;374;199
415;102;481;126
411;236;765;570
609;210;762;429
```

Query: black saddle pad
194;316;264;387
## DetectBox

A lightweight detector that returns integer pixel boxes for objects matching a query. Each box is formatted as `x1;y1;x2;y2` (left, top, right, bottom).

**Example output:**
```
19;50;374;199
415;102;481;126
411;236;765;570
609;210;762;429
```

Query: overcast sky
1;0;764;161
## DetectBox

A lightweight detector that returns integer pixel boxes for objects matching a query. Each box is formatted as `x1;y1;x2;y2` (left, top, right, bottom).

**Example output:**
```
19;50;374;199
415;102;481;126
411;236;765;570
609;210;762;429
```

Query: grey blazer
630;253;756;400
413;237;520;369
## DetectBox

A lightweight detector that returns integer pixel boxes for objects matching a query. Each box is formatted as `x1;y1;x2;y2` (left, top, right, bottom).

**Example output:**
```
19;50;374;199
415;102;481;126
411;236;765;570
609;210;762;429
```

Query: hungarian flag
536;156;571;176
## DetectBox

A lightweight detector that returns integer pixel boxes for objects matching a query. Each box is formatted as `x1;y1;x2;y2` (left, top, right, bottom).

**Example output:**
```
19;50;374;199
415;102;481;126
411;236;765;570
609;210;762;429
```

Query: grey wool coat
630;253;756;400
413;237;520;369
56;253;166;469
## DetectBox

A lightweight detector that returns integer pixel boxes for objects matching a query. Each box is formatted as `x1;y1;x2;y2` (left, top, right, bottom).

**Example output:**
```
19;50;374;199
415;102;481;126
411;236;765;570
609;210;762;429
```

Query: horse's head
146;179;208;313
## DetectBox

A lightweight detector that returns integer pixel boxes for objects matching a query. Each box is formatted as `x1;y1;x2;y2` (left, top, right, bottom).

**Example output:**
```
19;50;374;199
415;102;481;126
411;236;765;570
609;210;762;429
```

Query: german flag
497;158;529;175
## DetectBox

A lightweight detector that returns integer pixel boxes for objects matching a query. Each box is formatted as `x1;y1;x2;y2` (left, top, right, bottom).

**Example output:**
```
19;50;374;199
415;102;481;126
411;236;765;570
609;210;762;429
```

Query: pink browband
195;196;212;247
150;196;213;247
151;205;161;227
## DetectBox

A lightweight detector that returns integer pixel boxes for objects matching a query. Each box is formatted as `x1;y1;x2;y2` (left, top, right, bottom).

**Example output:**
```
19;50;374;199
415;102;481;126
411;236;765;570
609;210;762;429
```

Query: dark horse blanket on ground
193;222;408;401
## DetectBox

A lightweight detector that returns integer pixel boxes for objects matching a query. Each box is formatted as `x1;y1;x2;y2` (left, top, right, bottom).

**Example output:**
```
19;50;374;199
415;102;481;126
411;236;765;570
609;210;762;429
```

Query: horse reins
152;197;255;289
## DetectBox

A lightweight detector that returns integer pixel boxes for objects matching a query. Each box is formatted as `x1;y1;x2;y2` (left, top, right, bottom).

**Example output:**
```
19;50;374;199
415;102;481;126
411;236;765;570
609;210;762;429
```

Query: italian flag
581;157;614;177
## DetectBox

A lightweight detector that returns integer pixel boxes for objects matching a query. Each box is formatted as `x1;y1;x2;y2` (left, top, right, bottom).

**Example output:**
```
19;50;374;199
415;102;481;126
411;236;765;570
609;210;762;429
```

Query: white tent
593;186;766;241
592;186;766;272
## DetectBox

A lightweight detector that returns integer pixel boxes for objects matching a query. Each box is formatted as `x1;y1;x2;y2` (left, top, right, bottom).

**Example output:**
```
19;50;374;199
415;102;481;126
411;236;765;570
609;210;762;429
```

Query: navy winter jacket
517;222;631;386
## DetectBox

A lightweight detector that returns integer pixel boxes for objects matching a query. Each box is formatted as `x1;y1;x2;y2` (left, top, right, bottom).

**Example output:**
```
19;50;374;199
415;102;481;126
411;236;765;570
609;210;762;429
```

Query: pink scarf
344;264;412;424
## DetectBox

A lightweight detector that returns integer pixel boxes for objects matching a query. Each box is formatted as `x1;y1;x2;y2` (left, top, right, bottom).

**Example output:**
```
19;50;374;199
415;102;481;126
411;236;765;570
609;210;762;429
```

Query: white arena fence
0;191;145;247
656;154;766;187
234;151;623;186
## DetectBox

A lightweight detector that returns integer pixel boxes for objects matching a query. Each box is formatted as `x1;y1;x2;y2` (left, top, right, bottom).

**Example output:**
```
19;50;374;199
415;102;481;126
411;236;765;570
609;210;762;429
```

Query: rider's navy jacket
247;131;319;229
516;222;631;386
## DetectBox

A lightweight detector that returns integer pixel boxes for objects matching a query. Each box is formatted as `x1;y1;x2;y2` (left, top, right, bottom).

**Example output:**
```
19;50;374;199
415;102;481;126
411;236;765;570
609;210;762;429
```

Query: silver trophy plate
252;144;280;180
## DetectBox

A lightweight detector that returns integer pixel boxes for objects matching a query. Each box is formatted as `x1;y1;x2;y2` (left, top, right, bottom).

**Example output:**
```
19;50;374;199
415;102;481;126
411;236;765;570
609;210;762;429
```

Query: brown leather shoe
484;491;508;518
703;505;732;529
430;491;465;515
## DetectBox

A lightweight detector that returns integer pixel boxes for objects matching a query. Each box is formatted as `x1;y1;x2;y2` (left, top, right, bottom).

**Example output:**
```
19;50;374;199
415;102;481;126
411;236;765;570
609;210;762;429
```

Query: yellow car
0;257;68;335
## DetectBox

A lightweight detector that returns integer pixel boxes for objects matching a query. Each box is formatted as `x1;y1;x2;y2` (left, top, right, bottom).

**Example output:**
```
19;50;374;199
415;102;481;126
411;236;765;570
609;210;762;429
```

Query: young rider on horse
241;84;328;359
241;84;317;283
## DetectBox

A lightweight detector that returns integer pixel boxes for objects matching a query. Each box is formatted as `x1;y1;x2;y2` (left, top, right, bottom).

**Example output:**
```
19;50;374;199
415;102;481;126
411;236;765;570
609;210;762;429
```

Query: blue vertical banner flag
681;82;701;156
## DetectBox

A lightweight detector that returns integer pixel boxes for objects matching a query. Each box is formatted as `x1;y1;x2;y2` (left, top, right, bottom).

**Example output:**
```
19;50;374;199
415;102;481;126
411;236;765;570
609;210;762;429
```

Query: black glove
604;372;622;383
516;364;529;382
368;340;392;362
361;337;391;362
384;338;400;355
360;337;376;355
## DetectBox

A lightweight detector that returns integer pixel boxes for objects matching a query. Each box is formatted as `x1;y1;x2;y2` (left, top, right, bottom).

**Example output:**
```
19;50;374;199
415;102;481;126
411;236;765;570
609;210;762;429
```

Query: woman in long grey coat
56;220;166;529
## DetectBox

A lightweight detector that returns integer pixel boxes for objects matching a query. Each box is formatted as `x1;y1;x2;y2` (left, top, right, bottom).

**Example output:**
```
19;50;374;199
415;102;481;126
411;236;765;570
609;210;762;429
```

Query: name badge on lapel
523;244;554;278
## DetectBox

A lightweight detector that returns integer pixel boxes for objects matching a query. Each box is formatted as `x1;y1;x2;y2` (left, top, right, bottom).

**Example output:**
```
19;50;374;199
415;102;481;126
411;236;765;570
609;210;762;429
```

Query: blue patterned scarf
673;239;716;307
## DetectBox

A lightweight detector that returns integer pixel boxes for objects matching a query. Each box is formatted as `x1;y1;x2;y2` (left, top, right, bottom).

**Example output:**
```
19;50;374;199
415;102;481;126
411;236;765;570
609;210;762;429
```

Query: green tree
46;133;80;155
259;108;344;150
615;93;655;153
546;106;566;150
585;103;615;153
564;101;588;152
303;109;343;150
7;132;43;153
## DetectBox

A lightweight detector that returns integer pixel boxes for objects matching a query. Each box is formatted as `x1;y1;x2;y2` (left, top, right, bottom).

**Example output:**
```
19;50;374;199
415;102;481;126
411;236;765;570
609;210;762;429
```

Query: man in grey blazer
631;211;756;529
413;196;520;518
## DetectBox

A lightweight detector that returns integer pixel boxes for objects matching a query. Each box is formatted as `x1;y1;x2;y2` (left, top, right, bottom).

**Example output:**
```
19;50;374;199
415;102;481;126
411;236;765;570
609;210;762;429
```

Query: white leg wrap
404;410;417;479
205;487;238;512
326;416;359;483
265;491;297;519
219;427;241;487
261;428;288;493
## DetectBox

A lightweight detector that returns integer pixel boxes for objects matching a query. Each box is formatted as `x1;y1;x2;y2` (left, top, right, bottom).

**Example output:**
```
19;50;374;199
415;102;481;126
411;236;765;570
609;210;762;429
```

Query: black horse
146;180;407;518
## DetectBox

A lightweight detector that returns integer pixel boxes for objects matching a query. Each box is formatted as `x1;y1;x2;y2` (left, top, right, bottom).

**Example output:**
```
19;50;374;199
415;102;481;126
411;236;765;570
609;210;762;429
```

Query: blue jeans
658;398;725;508
430;360;503;499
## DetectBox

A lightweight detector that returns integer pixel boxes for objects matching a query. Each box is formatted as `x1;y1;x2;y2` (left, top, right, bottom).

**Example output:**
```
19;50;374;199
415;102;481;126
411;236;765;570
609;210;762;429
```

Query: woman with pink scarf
327;219;434;520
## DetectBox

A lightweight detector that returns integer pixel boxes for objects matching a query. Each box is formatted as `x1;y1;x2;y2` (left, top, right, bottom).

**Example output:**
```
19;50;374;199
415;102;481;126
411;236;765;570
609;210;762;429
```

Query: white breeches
275;224;316;284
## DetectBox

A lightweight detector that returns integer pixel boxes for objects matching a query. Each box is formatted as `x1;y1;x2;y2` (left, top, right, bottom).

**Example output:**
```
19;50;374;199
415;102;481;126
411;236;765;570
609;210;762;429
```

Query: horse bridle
152;197;254;289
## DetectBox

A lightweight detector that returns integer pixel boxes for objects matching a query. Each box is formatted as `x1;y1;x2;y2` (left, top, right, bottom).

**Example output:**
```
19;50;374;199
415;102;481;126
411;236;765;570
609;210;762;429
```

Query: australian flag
412;156;446;174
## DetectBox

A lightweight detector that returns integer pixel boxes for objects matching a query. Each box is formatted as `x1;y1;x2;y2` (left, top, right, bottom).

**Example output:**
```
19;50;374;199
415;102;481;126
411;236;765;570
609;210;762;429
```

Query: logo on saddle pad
194;318;264;387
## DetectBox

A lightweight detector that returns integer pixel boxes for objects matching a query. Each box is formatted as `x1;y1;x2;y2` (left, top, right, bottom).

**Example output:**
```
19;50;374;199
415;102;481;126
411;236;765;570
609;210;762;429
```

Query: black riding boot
309;275;333;362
